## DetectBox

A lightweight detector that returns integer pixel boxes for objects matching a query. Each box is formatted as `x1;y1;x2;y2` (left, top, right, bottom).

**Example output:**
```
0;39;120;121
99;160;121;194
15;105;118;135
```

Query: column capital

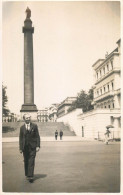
23;26;34;33
23;18;34;33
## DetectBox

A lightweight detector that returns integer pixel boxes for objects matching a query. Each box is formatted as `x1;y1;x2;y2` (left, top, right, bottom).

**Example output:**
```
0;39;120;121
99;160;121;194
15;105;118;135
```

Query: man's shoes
29;177;34;183
25;176;34;182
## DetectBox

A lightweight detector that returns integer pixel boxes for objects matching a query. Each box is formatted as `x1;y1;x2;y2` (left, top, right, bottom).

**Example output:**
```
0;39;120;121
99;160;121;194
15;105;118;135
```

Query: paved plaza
2;141;120;193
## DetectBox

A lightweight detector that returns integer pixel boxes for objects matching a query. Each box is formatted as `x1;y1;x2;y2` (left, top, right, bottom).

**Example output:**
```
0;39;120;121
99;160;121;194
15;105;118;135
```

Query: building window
104;102;106;108
97;72;98;79
97;90;99;96
107;64;109;71
113;103;114;108
107;84;110;91
108;105;110;109
103;67;105;75
104;86;105;93
100;70;102;77
100;88;102;94
112;82;114;90
82;126;84;137
111;61;113;70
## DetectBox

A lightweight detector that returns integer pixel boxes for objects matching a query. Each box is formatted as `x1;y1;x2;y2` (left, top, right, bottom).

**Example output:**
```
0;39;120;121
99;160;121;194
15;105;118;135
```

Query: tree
68;88;94;113
2;84;9;116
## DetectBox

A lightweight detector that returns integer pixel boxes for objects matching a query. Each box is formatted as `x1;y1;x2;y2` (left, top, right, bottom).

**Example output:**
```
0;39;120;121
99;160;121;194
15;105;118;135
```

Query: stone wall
57;109;83;136
57;108;121;140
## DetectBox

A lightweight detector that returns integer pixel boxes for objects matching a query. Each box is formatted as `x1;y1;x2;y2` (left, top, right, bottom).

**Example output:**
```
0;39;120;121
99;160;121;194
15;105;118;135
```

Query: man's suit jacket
19;122;40;151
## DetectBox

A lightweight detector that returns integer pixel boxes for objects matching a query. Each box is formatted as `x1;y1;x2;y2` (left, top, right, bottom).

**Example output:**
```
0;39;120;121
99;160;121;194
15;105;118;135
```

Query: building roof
92;59;104;68
116;38;121;44
92;39;120;69
58;97;77;109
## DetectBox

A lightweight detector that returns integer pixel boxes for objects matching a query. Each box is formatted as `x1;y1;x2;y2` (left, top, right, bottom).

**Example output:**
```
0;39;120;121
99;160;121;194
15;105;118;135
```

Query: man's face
25;117;30;124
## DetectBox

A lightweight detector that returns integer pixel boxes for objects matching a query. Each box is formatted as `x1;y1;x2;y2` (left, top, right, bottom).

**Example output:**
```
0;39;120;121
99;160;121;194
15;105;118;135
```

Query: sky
2;1;120;114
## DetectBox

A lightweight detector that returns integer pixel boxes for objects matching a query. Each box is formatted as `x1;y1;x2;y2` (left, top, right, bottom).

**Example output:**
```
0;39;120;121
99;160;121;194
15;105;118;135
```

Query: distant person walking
19;114;40;183
55;130;58;140
60;130;63;140
105;127;111;145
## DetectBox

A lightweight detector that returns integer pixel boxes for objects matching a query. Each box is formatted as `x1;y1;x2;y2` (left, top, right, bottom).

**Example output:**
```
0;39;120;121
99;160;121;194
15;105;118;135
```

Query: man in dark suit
19;114;40;183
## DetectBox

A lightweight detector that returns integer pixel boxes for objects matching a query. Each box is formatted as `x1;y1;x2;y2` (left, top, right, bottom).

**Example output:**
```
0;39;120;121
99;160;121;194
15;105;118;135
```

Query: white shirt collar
25;123;30;129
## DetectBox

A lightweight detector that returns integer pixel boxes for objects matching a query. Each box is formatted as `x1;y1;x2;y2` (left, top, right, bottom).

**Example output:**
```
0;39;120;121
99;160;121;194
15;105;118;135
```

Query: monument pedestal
21;103;37;111
20;104;38;121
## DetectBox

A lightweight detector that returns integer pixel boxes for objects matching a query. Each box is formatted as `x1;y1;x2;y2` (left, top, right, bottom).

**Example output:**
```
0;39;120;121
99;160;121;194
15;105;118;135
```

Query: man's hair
23;113;31;120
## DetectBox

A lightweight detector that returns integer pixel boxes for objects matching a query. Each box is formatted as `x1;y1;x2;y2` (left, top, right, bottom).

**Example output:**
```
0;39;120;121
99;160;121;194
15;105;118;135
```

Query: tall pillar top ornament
25;7;31;19
23;7;34;33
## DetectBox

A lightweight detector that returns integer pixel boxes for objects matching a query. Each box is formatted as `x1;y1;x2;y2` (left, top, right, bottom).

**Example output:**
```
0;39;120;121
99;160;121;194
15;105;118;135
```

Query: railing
94;91;114;102
95;130;120;141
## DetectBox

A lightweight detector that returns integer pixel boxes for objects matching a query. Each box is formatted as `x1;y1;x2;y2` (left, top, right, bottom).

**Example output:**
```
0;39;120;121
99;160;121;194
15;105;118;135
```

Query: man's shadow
34;174;47;181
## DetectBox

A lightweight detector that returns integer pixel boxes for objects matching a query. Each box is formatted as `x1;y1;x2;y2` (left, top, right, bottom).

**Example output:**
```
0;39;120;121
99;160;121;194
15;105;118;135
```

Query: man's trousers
23;145;36;177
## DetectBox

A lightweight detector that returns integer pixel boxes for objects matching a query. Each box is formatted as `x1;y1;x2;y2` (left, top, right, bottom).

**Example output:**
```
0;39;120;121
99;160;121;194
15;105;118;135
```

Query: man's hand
36;147;40;152
20;150;23;154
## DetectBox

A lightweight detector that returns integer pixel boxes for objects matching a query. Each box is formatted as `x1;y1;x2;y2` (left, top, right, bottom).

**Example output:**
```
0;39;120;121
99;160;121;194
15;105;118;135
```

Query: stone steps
2;122;76;137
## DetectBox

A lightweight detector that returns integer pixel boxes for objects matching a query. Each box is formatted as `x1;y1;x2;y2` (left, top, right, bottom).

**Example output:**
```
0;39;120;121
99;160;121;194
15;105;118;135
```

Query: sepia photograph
2;0;121;193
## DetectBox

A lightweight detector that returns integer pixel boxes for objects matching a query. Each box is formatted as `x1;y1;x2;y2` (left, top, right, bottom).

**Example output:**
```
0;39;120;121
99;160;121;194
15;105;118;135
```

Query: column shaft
24;31;34;104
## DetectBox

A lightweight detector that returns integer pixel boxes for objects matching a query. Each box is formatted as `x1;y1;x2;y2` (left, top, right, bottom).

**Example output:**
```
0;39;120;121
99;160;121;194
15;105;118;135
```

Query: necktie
27;124;29;131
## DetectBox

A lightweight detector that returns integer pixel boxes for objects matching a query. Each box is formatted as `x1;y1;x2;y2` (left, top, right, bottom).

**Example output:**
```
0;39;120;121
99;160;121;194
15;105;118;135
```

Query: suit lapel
23;124;27;135
30;123;34;132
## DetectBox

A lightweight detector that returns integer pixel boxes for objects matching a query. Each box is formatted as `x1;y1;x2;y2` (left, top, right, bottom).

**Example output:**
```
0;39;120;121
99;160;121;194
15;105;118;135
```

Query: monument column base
20;104;38;121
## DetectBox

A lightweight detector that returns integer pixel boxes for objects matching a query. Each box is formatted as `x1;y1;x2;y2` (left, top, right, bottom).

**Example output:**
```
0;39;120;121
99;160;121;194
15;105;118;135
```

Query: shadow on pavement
34;174;47;181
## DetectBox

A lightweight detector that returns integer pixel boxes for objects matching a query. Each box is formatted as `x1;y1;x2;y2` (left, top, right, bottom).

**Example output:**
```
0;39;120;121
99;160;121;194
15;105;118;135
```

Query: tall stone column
20;7;38;120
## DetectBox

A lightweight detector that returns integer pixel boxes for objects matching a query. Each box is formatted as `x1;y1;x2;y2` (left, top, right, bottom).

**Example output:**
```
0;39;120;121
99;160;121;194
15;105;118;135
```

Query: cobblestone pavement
2;141;120;193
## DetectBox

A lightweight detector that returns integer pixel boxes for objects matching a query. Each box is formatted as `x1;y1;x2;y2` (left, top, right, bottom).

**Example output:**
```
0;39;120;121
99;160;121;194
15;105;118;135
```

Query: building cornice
92;59;104;67
93;49;119;71
78;108;120;119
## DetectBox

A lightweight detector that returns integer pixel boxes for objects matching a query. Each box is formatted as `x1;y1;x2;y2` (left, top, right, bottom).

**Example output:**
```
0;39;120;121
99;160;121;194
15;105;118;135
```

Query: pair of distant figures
55;130;63;140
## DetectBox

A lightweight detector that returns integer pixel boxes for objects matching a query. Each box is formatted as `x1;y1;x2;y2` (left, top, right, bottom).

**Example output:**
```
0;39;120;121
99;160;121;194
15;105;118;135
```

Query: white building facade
48;104;58;122
92;39;121;110
37;108;49;122
80;39;121;139
57;97;77;118
57;39;121;140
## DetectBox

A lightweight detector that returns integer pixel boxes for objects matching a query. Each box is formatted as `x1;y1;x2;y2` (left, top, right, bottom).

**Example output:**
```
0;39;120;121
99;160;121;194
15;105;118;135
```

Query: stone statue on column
25;7;31;19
